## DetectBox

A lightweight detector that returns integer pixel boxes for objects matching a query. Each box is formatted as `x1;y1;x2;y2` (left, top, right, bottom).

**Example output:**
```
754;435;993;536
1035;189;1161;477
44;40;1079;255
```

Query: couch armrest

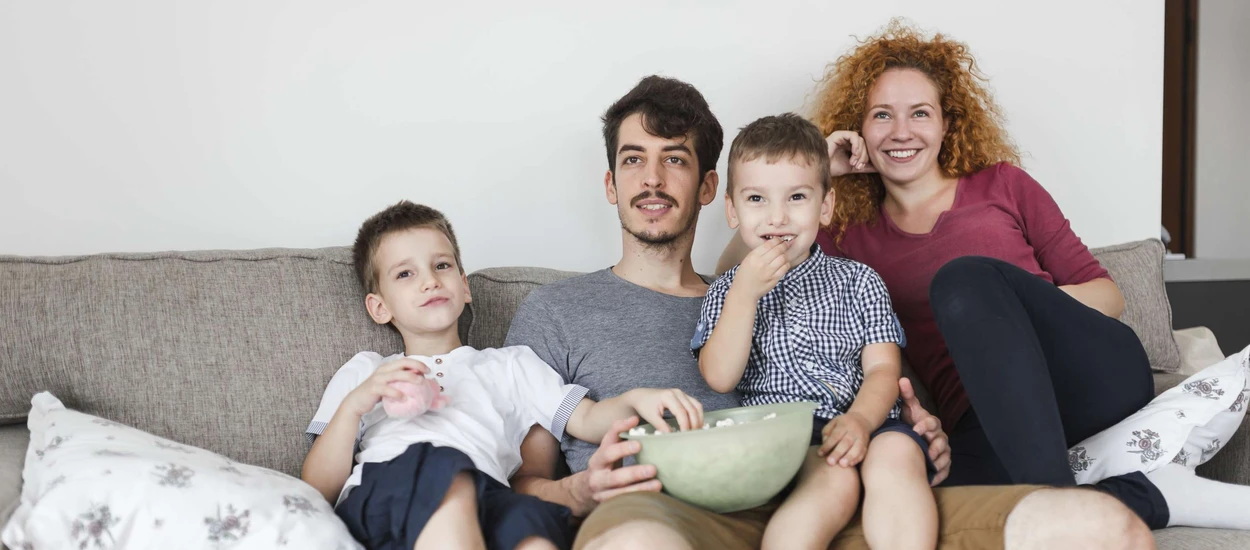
1153;373;1250;485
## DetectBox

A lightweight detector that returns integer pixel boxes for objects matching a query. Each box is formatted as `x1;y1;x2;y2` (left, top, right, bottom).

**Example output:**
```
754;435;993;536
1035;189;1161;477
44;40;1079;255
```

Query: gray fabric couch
0;240;1246;548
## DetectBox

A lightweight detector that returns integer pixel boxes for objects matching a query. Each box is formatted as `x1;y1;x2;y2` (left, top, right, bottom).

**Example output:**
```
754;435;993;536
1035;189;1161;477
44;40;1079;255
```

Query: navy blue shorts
335;443;573;550
810;415;937;482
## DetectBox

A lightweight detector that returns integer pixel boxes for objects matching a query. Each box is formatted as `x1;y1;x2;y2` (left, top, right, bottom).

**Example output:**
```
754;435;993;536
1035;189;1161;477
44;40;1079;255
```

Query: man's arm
511;417;662;519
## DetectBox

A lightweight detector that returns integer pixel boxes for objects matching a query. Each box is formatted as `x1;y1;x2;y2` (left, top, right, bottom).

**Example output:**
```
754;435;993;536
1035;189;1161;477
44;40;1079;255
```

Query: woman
720;21;1248;530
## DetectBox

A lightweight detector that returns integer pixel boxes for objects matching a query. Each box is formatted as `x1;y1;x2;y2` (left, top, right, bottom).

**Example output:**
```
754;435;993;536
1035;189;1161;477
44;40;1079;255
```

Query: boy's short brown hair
352;201;463;295
726;113;831;197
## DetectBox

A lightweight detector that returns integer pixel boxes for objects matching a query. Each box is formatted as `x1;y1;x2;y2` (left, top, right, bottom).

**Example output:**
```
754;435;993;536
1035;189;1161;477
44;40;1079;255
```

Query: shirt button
436;372;444;378
435;358;443;365
439;386;445;392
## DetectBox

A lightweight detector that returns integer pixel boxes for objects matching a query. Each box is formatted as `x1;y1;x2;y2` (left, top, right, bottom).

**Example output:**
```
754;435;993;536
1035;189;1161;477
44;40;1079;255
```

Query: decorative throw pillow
1089;239;1183;373
1;392;361;550
1068;345;1250;485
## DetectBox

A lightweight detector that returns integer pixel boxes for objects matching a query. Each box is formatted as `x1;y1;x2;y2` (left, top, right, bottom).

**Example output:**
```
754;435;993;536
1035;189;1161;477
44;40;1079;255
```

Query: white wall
1195;1;1250;259
0;0;1163;273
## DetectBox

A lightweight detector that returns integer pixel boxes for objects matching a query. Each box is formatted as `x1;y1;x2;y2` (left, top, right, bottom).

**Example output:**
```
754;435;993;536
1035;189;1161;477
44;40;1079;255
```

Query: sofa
1;239;1247;548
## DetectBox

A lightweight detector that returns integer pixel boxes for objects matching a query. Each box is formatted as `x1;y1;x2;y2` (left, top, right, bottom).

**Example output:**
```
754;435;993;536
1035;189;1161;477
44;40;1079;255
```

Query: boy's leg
415;472;486;550
762;447;860;550
860;432;937;550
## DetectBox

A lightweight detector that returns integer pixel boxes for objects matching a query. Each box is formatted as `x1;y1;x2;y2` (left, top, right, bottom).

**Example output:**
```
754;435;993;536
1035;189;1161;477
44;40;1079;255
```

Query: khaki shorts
573;484;1043;550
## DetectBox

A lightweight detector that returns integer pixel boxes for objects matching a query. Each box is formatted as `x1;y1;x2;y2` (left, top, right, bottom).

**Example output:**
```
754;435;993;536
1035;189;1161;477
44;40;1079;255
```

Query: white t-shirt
305;345;588;506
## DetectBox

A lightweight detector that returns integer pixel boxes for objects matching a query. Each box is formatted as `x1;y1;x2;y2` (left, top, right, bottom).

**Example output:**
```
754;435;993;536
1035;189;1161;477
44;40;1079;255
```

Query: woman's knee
929;256;1009;319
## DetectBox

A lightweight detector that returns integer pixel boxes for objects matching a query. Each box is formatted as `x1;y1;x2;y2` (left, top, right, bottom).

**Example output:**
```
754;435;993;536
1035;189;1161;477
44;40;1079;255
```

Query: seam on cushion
469;270;579;286
0;248;353;266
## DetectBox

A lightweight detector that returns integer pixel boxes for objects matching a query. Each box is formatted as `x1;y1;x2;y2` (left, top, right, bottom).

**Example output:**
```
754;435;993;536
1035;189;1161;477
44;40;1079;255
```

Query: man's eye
623;156;641;165
665;157;685;165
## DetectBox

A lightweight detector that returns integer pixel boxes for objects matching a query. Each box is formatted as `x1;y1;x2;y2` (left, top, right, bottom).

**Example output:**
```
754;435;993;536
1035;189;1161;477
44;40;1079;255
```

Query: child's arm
698;238;789;393
564;388;705;442
818;343;902;467
300;358;430;503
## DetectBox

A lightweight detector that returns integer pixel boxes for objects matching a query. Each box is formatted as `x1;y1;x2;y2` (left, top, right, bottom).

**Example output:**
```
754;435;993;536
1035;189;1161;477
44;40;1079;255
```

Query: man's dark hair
352;200;463;296
601;75;724;183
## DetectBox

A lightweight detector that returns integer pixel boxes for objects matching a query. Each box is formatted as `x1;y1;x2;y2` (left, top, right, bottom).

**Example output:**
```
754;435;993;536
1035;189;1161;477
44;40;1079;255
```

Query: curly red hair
811;19;1021;237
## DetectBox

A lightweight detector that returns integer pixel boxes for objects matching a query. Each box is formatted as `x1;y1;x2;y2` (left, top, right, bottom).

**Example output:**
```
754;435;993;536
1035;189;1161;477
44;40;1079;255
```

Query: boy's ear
820;188;835;226
725;194;740;230
698;170;719;206
461;272;472;304
365;293;393;325
604;170;618;205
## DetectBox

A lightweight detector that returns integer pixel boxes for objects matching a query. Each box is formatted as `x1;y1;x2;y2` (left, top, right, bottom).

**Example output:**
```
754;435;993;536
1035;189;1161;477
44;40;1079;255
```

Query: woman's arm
1059;277;1125;319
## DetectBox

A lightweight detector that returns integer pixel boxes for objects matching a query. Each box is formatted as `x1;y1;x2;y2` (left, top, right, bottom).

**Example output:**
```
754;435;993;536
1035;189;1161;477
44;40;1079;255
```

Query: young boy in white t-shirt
301;201;705;550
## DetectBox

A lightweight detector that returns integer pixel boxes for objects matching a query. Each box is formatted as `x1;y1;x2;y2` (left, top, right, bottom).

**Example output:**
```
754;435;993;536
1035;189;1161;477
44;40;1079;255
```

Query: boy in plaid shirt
693;114;937;550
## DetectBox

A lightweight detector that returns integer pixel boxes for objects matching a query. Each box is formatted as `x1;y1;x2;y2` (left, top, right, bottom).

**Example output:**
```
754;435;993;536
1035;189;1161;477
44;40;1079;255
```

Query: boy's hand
734;238;789;300
819;411;872;467
827;130;875;177
626;389;704;433
341;358;431;418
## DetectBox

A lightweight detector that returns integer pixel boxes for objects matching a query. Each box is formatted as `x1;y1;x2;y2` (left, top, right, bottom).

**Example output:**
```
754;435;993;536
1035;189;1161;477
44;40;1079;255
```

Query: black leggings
929;256;1168;528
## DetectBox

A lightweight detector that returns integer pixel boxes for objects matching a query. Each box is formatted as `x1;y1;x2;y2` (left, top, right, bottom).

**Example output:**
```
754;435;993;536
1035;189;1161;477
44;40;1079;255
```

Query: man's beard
620;188;700;251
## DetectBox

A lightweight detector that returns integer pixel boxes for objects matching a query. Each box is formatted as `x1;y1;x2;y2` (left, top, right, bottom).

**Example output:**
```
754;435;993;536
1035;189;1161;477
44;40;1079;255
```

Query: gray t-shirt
504;268;742;473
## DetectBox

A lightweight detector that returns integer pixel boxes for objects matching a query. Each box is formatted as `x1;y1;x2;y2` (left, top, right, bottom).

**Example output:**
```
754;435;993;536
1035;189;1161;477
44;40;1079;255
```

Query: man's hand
341;358;431;418
626;389;704;433
733;238;789;300
827;130;876;177
582;416;662;505
819;411;873;467
899;378;951;486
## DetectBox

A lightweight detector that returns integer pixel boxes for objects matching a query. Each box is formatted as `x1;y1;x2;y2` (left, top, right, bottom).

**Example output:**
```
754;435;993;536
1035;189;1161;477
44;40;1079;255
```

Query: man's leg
1004;488;1155;550
834;485;1153;550
575;492;774;550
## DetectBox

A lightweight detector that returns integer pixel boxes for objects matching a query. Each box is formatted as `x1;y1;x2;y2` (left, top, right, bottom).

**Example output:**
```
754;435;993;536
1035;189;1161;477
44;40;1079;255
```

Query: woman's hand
827;130;876;177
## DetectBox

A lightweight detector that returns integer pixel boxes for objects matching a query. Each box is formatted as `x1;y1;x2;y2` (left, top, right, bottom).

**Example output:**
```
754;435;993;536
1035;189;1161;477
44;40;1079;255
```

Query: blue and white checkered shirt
692;245;906;420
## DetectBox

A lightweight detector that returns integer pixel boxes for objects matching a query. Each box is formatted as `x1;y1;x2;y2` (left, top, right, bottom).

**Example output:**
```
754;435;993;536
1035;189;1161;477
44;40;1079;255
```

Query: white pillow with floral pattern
1068;345;1250;485
1;392;361;550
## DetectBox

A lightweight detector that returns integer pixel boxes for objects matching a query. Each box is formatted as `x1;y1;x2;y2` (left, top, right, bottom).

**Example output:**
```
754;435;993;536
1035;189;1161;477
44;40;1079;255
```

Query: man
505;75;1153;549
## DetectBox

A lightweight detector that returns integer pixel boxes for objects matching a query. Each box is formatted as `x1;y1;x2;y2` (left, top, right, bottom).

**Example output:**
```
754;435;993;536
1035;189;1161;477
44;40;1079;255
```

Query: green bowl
620;401;817;513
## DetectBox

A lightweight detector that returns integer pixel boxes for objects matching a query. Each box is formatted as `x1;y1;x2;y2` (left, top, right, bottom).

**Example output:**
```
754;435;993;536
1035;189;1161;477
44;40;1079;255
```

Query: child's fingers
827;435;853;465
664;396;692;432
840;438;866;467
675;393;702;430
637;409;671;434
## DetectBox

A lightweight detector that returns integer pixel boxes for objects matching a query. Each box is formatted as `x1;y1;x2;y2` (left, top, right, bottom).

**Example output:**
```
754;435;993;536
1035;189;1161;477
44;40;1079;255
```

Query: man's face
604;113;717;248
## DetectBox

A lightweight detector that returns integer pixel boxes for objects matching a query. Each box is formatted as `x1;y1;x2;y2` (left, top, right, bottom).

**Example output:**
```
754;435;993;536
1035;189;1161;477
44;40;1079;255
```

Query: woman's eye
873;112;890;120
913;110;930;118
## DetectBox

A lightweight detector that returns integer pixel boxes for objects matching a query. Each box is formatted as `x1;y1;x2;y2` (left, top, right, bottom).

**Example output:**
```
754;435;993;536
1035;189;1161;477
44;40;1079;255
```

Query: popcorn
628;426;648;436
762;413;777;420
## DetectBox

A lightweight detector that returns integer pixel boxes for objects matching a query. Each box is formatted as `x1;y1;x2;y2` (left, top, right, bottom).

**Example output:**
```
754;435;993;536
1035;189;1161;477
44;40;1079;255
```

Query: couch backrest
0;239;1178;475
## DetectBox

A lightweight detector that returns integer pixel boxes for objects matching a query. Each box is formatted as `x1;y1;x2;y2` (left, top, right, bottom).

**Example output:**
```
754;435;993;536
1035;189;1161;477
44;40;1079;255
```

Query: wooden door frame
1162;0;1198;256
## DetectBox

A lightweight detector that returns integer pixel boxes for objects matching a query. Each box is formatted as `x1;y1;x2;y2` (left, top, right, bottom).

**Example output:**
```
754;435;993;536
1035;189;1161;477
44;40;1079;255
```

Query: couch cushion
0;425;26;531
1154;526;1250;549
0;248;402;476
1090;239;1182;373
463;267;581;350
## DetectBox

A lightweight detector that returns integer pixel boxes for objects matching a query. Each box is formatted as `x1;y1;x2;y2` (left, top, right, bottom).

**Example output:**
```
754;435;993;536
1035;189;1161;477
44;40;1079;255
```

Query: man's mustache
630;191;680;208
